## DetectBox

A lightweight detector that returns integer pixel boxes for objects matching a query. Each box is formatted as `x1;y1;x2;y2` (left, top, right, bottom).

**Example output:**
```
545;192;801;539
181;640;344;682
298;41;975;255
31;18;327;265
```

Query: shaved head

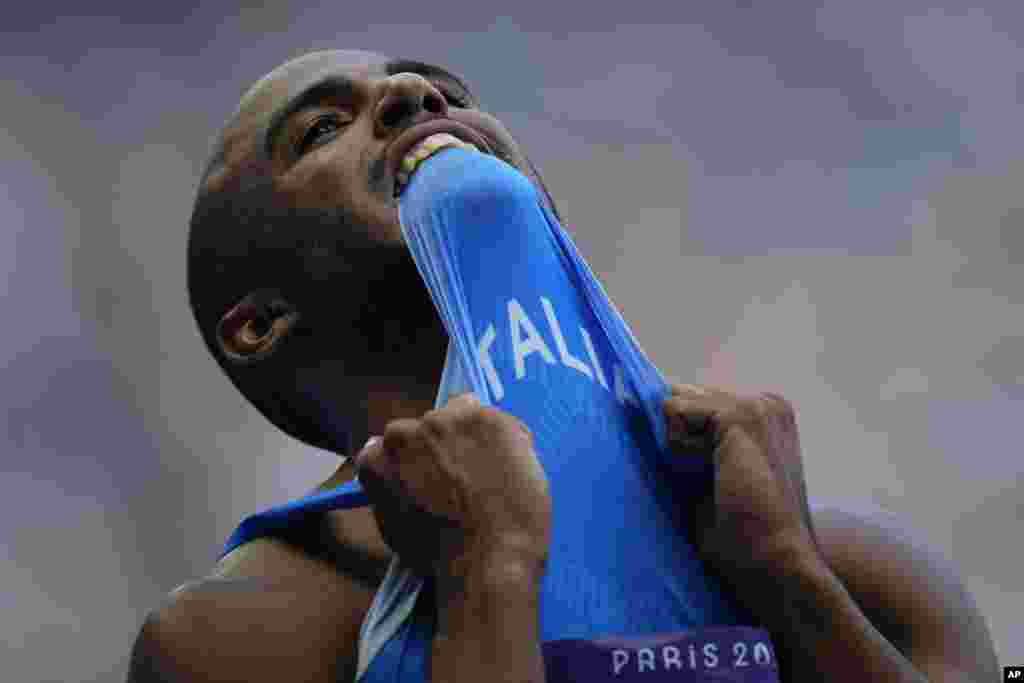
187;49;559;456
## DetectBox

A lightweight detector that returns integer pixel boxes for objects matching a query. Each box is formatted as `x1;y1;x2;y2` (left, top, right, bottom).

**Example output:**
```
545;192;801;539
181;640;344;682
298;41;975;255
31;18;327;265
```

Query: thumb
355;436;403;507
354;435;384;473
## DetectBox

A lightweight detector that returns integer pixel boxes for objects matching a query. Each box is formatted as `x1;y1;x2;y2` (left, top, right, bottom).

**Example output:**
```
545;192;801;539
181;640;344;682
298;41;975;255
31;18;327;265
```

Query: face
190;50;557;454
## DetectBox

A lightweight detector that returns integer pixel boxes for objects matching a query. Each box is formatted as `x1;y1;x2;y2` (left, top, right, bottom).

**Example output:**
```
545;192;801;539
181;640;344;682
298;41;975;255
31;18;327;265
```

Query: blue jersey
222;148;779;682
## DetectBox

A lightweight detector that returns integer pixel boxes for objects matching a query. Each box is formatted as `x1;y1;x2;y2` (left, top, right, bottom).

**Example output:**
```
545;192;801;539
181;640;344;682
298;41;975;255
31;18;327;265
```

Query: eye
296;115;348;154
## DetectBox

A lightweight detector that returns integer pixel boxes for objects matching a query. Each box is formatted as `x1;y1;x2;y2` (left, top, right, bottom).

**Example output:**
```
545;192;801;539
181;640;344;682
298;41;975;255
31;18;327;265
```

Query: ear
216;289;301;365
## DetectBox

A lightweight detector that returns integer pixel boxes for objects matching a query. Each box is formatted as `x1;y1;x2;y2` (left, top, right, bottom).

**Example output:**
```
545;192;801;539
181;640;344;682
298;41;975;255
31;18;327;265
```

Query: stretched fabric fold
352;148;734;680
215;146;774;683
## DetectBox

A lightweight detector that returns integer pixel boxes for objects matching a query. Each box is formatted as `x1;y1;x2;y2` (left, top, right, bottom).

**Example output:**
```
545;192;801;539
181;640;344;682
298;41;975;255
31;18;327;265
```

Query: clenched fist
355;392;552;585
663;384;821;581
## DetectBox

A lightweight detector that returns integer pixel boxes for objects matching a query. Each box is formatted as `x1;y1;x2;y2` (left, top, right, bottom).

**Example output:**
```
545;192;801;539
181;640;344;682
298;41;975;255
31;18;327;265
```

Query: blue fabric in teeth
220;147;757;683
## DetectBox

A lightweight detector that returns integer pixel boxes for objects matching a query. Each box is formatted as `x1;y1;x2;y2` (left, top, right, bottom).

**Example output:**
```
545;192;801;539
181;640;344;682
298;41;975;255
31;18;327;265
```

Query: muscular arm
432;550;547;683
127;513;548;683
815;505;1000;681
746;505;1000;683
126;537;378;683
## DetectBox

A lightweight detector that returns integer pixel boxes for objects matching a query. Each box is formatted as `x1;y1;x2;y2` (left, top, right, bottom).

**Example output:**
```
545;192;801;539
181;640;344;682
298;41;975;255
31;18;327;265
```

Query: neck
356;382;440;451
315;376;438;493
340;344;448;458
298;308;449;461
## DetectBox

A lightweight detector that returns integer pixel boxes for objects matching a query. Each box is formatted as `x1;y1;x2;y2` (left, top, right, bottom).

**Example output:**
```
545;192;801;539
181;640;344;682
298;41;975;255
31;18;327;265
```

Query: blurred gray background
2;1;1021;680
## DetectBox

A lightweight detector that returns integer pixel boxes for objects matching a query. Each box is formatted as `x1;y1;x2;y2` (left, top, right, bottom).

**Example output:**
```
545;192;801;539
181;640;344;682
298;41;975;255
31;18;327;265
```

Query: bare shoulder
129;505;393;683
213;503;393;584
811;500;1000;681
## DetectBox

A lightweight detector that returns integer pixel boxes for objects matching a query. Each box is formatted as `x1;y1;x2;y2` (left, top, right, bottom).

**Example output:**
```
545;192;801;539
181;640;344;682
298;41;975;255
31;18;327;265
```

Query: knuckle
470;405;503;428
383;418;418;446
673;383;707;396
470;405;523;438
454;391;481;406
761;391;795;420
421;410;450;440
732;396;766;427
510;415;533;441
663;402;685;432
664;395;686;416
468;409;499;436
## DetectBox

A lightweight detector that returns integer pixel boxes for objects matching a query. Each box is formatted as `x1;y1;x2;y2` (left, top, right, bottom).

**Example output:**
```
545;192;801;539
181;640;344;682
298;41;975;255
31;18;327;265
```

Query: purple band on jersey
542;627;780;683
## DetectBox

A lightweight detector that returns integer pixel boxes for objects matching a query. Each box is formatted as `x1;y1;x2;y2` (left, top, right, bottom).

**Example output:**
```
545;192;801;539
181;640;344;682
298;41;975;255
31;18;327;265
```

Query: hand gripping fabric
354;148;777;682
221;148;778;683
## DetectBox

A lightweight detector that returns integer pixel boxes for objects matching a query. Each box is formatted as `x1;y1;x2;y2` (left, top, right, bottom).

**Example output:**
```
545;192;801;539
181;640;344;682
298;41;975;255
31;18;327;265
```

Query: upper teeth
395;133;478;196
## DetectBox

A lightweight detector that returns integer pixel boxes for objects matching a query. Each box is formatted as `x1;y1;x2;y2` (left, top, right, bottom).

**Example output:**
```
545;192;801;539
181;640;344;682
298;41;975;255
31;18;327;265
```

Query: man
127;49;999;682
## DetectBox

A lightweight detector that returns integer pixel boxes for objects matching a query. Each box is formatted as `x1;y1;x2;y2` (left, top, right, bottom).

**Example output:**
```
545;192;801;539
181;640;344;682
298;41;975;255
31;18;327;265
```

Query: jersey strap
220;481;367;558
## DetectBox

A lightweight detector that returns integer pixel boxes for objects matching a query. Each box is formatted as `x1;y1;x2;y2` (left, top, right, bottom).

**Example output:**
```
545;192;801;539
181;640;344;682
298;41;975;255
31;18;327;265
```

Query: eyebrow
264;75;356;157
263;60;475;158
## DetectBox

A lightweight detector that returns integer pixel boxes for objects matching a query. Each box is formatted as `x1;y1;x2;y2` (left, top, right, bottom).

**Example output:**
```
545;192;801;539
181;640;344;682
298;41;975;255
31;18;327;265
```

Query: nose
373;72;448;137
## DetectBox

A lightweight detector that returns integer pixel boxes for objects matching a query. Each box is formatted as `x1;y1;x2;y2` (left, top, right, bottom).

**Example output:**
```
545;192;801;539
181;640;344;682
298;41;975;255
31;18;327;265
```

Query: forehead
206;50;393;192
239;50;392;123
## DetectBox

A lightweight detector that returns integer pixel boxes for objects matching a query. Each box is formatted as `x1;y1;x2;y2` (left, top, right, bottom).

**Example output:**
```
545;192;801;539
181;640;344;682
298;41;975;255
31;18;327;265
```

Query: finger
445;391;481;408
671;383;710;397
354;435;390;478
666;385;721;433
356;454;399;501
356;444;410;516
359;429;450;526
382;417;437;474
363;419;429;486
663;394;716;438
430;391;485;432
437;391;524;444
509;413;533;441
356;463;422;563
381;417;422;460
380;417;462;520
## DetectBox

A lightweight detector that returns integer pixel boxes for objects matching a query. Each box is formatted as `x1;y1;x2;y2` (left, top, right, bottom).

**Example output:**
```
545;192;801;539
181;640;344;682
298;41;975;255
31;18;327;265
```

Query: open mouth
386;119;497;200
393;132;480;197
